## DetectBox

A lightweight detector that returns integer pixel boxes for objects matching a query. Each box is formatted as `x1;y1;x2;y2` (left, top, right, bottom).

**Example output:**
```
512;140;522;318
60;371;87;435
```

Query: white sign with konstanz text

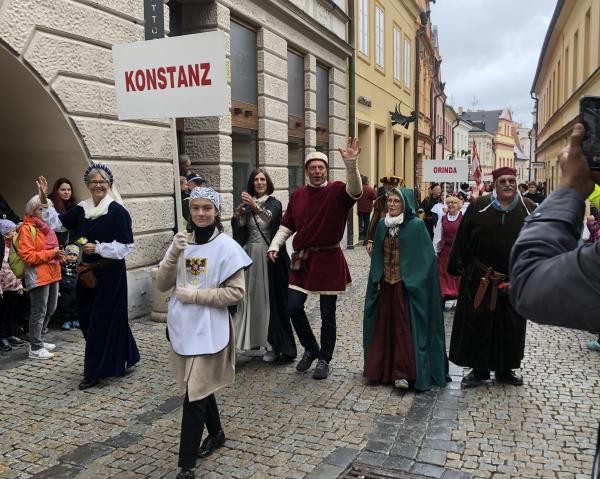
423;160;469;182
112;31;227;120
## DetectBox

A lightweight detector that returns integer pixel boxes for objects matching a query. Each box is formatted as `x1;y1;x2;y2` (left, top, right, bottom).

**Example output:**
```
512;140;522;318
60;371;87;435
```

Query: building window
232;128;257;204
231;21;258;203
358;0;369;56
231;21;257;106
393;27;401;81
403;37;411;89
288;139;305;193
375;5;384;68
287;51;305;117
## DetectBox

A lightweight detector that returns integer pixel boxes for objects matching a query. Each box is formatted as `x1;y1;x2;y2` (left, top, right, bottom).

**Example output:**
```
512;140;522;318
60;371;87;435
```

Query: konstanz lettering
433;166;458;174
125;63;212;92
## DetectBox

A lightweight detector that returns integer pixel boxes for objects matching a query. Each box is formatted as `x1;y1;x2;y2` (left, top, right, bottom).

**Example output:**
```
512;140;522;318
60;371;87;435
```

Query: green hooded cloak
363;187;449;391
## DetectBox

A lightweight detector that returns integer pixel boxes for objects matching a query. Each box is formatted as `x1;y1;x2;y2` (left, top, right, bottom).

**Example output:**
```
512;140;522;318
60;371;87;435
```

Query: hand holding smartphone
580;96;600;170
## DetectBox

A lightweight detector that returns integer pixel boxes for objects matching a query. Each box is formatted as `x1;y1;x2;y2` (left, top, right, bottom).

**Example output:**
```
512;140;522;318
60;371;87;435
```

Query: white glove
175;286;197;304
172;232;188;255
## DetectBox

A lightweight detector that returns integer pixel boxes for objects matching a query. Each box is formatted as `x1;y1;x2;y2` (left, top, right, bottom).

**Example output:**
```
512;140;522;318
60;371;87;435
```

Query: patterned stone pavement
1;247;599;479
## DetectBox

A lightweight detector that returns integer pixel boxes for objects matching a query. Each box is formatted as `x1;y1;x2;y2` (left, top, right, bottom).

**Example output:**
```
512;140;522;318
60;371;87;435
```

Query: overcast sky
431;0;557;127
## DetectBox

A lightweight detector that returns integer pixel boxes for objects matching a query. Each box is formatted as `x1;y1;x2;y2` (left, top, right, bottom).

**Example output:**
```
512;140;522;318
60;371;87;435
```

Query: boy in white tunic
156;187;252;479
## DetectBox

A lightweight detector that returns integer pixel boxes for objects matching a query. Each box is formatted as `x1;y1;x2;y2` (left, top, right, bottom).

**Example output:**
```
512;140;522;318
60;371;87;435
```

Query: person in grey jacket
510;123;600;332
510;123;600;479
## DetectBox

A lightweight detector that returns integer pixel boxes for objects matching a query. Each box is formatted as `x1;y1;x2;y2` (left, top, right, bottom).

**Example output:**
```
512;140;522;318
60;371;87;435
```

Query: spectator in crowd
357;175;377;242
518;183;528;196
179;154;193;177
366;175;401;250
447;167;536;388
55;244;80;331
186;173;206;190
420;183;442;239
232;169;295;362
363;187;448;391
457;183;471;203
183;173;206;226
48;178;78;249
267;139;362;380
509;123;600;479
523;181;546;204
37;163;139;389
0;219;26;352
0;192;20;223
433;195;463;310
19;195;64;360
156;186;251;479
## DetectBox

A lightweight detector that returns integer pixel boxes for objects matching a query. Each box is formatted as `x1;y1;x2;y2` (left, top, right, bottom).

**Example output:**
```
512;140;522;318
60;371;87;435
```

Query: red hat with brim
492;167;517;181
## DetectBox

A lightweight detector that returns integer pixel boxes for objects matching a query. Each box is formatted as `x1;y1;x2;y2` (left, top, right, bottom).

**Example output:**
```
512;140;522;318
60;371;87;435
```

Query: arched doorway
0;43;87;217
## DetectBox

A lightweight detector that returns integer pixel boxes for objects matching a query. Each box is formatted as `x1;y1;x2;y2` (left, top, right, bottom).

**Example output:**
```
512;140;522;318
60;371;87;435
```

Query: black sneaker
460;370;490;389
7;336;26;347
495;370;524;386
312;359;330;380
176;468;195;479
0;338;11;352
296;350;318;372
198;429;225;458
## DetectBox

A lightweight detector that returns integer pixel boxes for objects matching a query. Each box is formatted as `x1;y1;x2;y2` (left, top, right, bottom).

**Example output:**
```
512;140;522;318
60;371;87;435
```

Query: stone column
328;65;348;182
304;54;317;156
257;28;289;205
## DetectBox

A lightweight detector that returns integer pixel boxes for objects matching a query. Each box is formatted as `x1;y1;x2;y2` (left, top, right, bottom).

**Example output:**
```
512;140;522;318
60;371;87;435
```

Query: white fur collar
384;213;404;227
79;195;114;220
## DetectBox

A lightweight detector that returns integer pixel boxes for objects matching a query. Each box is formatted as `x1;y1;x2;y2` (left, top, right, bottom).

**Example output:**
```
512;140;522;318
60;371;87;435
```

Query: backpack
8;225;36;279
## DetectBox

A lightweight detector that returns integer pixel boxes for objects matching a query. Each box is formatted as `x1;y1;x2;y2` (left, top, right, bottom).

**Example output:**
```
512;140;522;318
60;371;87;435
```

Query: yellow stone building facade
532;0;600;192
354;0;420;189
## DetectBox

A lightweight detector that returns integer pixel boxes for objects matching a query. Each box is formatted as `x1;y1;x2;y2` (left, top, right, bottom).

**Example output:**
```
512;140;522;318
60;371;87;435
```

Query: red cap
492;167;517;181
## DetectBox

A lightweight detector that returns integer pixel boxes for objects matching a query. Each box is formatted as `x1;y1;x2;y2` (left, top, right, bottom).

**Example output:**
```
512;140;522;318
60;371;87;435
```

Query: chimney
457;106;463;116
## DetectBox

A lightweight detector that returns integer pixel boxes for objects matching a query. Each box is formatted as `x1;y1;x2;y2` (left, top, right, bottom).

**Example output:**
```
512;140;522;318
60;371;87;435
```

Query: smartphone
580;96;600;170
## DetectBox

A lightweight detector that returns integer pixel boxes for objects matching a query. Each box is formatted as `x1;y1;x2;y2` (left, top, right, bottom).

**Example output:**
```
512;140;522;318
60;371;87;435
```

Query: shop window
232;128;257;205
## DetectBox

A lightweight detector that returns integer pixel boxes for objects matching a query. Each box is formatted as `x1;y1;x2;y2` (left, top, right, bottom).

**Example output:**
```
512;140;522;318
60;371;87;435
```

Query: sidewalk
0;247;598;478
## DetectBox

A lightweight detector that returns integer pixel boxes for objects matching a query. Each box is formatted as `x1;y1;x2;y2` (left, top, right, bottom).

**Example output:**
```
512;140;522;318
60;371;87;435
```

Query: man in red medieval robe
267;139;362;380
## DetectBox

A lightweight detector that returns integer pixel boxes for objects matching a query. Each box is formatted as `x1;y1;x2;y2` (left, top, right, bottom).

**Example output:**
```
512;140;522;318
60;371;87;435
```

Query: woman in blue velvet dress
37;164;140;389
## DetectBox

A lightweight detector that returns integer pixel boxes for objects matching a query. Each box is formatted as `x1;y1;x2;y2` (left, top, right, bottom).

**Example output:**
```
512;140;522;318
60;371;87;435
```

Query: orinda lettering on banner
433;166;457;174
124;63;212;92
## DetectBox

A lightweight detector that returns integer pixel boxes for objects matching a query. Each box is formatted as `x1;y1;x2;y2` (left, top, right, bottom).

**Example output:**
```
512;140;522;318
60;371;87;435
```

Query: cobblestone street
1;247;599;479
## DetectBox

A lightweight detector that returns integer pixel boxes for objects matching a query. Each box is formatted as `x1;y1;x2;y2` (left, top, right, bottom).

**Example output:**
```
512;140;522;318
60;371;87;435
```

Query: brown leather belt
290;244;340;272
472;258;508;312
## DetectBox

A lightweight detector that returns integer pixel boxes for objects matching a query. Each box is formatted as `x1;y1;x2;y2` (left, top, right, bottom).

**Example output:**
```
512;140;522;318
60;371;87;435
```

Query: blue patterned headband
84;163;114;185
189;187;221;213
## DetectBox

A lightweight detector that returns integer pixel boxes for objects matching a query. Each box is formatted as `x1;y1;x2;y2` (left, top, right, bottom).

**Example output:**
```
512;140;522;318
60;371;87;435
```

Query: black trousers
178;391;222;469
0;291;20;338
288;289;337;363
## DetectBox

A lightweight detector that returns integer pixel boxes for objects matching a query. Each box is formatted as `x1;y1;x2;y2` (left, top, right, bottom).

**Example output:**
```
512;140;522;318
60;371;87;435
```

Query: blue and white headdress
83;163;114;185
189;187;221;213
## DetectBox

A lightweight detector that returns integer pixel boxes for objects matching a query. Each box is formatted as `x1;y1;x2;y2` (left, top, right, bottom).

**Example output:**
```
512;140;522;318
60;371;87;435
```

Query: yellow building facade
533;0;600;192
354;0;420;189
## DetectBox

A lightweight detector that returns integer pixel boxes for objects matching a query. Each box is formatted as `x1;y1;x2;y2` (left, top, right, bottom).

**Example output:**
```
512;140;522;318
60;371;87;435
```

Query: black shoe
278;353;296;363
0;339;12;352
78;378;99;390
7;336;26;347
495;370;524;386
198;429;225;458
460;370;490;389
176;468;195;479
296;350;318;372
312;359;330;380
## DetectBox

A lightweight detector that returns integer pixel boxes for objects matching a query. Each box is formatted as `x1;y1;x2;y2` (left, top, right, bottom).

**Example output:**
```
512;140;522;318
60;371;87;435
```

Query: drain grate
339;462;431;479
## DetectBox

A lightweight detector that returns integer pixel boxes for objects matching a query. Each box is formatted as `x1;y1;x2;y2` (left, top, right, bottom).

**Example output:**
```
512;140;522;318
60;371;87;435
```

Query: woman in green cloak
363;187;449;391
